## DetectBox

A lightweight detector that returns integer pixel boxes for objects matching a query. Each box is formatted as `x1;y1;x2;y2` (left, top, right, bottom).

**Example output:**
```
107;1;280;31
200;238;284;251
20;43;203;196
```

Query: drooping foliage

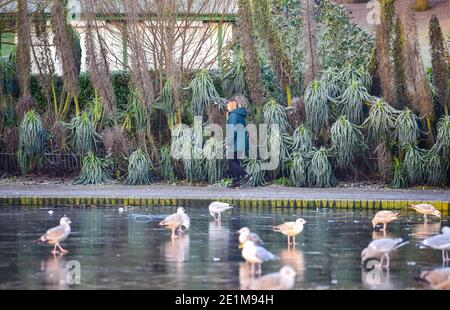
304;80;330;135
17;111;47;175
76;152;111;185
125;149;153;185
330;116;365;168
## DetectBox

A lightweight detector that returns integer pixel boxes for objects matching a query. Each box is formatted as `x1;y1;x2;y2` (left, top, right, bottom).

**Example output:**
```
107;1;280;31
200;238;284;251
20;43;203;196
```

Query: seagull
241;240;278;275
273;218;306;246
422;227;450;264
238;227;264;246
419;268;450;290
208;201;233;221
245;266;296;290
36;216;72;255
372;211;401;232
361;238;409;269
159;207;190;239
408;204;441;222
180;209;190;231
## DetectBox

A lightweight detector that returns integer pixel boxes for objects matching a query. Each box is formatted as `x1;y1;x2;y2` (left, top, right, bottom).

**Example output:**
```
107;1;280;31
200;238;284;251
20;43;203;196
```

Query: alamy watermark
367;0;381;25
364;259;384;285
66;260;81;285
170;117;281;171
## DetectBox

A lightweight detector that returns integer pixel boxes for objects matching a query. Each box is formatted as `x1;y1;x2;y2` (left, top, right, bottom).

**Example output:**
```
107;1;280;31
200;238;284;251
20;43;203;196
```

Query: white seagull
422;227;450;264
238;227;264;246
241;240;278;275
208;201;233;221
36;216;72;255
245;266;296;290
361;238;409;269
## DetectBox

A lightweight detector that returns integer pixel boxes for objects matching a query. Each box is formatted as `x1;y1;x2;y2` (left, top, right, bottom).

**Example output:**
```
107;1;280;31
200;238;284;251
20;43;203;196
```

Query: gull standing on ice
159;207;190;239
238;227;264;246
361;238;409;269
273;218;306;246
422;227;450;264
408;204;441;222
372;211;401;232
241;240;278;275
36;216;72;255
208;201;233;221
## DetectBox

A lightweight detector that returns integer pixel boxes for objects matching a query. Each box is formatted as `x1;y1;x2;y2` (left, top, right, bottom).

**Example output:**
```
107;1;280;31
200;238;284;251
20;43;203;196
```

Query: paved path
0;183;449;201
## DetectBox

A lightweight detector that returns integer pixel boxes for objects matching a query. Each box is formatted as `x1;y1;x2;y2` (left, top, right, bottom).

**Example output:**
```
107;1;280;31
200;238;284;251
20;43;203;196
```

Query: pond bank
0;182;448;212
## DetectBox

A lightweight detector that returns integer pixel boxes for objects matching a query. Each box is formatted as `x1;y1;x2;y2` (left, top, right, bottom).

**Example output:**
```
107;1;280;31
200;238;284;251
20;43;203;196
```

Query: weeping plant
155;79;176;128
435;116;450;158
189;69;225;116
267;129;292;176
75;152;111;185
307;147;335;188
304;80;330;135
391;157;407;189
129;88;147;132
222;48;246;97
291;124;313;153
337;79;372;125
263;98;290;133
67;111;100;155
289;152;310;187
17;110;48;175
330;116;365;168
424;148;446;186
241;159;266;188
125;149;153;185
403;143;426;185
363;98;398;146
394;108;420;147
203;137;225;184
320;67;342;99
158;146;176;182
340;65;372;90
171;126;204;182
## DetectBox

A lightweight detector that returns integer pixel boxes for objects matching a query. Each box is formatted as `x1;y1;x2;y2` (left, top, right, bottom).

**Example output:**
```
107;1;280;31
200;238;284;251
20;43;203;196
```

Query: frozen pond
0;206;448;289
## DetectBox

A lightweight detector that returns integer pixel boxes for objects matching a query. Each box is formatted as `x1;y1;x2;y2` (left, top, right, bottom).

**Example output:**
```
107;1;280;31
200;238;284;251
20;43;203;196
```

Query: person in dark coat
226;97;249;187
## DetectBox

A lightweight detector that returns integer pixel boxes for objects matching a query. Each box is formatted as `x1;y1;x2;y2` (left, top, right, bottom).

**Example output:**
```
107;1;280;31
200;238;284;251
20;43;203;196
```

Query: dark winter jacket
226;107;249;154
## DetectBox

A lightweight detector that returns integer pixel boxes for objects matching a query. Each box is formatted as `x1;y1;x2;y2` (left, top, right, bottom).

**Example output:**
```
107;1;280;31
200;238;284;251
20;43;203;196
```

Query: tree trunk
375;0;397;105
17;0;31;98
237;0;265;105
397;2;435;145
303;0;320;87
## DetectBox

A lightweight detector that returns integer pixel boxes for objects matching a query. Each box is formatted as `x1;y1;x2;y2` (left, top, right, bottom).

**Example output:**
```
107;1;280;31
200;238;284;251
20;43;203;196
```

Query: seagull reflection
411;222;442;241
208;221;230;257
40;255;69;289
372;230;396;241
279;248;305;282
163;234;190;263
